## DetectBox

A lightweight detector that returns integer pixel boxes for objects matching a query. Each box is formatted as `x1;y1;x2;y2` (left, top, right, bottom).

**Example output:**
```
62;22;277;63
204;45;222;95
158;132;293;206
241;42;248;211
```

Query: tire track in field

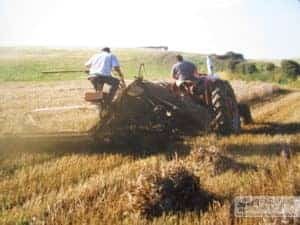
239;91;300;137
252;91;300;123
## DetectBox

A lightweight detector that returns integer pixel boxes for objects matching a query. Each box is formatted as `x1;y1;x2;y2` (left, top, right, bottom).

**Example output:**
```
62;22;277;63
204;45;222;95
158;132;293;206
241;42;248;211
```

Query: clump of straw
126;161;212;218
186;146;257;176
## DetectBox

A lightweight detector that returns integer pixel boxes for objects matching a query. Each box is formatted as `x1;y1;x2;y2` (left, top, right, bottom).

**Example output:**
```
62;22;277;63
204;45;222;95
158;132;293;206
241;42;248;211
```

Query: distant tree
211;51;245;72
215;52;244;61
281;60;300;79
244;63;257;74
235;62;257;74
265;63;275;72
226;60;240;72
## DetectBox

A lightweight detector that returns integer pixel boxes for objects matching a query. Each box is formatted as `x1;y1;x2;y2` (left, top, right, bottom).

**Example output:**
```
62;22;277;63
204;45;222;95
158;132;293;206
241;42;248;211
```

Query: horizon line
0;44;298;61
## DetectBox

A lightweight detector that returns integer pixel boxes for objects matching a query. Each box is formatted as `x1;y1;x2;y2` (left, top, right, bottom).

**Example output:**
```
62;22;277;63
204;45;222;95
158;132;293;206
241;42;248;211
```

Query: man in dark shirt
171;55;198;83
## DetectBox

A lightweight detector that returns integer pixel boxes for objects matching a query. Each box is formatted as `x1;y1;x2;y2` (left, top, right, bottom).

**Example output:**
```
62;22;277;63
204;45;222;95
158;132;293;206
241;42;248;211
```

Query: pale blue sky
0;0;299;59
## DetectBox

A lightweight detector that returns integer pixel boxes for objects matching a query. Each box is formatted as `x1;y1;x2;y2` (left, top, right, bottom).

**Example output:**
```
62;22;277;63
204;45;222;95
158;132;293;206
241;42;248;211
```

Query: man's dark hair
102;47;111;53
176;54;183;62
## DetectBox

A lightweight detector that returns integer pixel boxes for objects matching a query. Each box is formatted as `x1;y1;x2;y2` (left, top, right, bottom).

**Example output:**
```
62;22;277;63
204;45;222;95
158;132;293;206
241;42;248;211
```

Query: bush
265;63;276;72
255;62;276;72
235;62;257;74
214;58;243;72
281;60;300;79
244;63;258;74
226;60;240;72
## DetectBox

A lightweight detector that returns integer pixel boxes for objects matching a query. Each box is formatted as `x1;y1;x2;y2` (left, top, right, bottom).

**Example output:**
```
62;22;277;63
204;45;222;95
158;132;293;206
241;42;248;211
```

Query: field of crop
0;47;206;82
0;48;299;225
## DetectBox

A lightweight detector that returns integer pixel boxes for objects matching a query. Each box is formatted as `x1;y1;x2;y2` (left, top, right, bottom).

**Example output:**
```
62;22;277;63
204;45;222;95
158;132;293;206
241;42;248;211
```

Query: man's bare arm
113;66;123;77
113;66;126;87
171;65;178;79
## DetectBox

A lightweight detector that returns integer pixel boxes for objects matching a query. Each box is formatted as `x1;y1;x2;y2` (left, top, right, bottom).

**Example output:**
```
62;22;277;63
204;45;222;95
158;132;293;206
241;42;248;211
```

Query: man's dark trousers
90;75;120;102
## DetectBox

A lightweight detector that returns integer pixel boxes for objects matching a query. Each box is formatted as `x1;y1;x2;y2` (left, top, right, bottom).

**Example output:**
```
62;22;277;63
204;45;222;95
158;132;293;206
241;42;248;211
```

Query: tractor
84;74;241;143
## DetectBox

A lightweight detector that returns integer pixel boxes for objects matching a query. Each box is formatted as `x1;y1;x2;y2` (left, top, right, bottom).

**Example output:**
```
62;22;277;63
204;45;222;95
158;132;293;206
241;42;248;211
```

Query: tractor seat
84;91;104;102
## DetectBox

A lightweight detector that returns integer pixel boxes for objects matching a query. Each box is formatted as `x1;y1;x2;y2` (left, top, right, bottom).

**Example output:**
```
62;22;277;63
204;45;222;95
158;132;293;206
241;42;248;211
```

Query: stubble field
0;48;299;225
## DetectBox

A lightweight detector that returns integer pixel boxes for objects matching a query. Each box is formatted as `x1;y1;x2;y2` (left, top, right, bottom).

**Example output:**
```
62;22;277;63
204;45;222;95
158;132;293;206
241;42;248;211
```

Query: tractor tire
210;80;241;135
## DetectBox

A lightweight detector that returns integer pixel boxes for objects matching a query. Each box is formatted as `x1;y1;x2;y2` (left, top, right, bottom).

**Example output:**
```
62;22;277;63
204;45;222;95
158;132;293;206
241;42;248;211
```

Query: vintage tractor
84;74;241;145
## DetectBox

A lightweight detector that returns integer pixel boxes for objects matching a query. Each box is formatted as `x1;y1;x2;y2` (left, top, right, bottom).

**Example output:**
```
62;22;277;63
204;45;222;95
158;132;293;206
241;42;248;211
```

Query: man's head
102;47;111;53
176;54;183;62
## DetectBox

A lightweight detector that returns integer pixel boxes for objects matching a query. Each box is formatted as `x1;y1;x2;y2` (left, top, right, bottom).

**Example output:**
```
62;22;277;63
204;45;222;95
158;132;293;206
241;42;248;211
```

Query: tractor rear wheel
210;80;241;135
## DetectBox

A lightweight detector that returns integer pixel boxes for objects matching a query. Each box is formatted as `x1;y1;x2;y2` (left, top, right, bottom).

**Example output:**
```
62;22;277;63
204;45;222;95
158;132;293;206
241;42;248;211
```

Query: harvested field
0;80;98;134
0;79;299;225
185;146;258;176
230;80;281;103
0;79;280;135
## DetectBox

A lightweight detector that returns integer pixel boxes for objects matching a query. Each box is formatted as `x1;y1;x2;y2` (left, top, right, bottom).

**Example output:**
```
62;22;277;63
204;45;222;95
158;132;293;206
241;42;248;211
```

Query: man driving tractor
171;54;218;84
171;54;199;85
170;54;242;134
85;47;125;103
170;54;203;96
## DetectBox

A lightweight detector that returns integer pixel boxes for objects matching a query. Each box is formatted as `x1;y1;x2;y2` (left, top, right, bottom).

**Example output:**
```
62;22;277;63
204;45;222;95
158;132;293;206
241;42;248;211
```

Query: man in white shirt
85;47;125;103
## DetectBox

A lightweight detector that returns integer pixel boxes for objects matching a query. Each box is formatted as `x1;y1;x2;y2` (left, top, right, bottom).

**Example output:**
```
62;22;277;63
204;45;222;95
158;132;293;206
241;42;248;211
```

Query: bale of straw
126;161;212;218
186;146;257;176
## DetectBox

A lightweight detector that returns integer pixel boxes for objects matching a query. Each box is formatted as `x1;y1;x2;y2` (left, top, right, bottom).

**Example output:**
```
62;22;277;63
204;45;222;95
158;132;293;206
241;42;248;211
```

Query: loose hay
125;161;213;218
186;146;257;176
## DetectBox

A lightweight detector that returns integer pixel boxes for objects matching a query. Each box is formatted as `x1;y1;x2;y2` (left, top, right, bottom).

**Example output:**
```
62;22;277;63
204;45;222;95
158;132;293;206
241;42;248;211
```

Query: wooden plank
32;105;98;113
41;70;85;74
84;92;103;102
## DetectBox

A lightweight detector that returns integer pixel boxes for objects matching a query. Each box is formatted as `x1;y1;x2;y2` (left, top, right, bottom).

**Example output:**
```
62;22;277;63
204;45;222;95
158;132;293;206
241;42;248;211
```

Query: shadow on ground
2;115;299;159
225;142;299;157
0;131;192;159
242;122;300;135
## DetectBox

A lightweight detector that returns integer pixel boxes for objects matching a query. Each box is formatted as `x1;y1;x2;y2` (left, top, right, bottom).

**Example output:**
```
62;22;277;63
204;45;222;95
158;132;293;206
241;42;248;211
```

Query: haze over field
1;0;300;59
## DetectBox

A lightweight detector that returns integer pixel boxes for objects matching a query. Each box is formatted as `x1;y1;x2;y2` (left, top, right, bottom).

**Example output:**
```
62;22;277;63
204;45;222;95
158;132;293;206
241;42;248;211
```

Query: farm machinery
84;74;242;145
23;62;251;147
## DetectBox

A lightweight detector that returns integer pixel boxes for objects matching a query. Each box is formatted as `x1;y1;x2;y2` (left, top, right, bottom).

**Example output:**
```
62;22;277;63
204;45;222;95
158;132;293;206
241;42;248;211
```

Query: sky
0;0;300;59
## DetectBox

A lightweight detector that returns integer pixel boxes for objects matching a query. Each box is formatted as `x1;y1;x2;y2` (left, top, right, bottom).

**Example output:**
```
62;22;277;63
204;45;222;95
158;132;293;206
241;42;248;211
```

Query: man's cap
102;47;111;53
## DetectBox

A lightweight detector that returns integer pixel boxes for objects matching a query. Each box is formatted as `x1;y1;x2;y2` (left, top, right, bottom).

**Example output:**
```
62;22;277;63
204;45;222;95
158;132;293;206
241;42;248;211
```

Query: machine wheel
210;80;241;135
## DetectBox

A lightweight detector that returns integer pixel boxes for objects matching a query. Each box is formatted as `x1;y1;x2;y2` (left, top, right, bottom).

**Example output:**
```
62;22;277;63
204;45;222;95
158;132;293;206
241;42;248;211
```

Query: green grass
0;47;206;82
225;71;300;88
1;47;299;88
